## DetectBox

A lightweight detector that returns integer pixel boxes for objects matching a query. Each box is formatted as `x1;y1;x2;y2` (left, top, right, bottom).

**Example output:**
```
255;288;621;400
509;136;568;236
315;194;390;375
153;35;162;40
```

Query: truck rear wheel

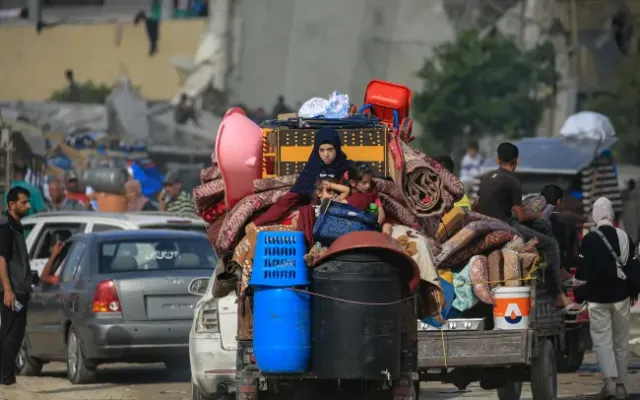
530;338;558;400
557;328;586;373
497;382;523;400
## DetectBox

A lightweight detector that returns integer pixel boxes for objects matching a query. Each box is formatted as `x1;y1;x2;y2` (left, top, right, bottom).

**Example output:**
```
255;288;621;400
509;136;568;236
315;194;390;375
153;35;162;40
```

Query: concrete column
161;0;173;20
28;0;41;23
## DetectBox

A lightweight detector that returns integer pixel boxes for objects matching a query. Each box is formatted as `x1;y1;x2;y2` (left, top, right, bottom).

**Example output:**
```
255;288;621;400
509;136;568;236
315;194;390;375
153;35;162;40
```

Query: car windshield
99;237;216;273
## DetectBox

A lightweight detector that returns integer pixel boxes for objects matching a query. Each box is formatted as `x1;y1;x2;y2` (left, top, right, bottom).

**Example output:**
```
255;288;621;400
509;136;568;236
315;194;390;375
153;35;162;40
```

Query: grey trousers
510;220;563;296
589;300;630;383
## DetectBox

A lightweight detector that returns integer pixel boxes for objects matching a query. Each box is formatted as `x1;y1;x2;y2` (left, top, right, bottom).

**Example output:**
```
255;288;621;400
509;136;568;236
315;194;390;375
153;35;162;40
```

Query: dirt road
1;354;639;400
0;363;191;400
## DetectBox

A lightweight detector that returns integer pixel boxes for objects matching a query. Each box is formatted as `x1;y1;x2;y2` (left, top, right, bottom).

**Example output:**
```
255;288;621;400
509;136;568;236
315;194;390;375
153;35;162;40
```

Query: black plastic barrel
82;167;129;194
311;252;402;379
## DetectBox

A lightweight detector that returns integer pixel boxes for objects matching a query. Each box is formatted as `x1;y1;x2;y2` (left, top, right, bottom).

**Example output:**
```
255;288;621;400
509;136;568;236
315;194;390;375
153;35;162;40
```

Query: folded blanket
464;212;519;233
392;225;442;294
207;216;226;253
502;249;521;287
216;188;290;253
200;166;221;184
469;255;493;304
193;178;225;212
487;238;538;289
253;174;298;192
487;250;503;290
378;193;419;227
435;220;514;266
194;162;225;214
439;230;515;269
388;138;465;218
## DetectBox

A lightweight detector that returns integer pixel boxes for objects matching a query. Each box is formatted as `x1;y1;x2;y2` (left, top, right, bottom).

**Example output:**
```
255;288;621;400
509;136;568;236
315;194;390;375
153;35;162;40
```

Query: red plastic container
361;80;412;128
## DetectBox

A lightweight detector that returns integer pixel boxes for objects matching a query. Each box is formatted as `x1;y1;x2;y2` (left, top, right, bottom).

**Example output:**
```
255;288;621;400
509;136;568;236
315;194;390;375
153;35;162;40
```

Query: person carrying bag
576;197;638;400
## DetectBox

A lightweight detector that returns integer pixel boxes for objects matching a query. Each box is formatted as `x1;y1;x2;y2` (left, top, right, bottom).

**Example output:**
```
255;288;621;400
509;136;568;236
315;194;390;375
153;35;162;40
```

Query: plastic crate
249;231;309;287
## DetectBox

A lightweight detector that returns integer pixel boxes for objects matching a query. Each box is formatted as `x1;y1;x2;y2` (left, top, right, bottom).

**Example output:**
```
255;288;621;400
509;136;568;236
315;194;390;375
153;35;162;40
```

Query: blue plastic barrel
253;287;311;373
250;231;311;373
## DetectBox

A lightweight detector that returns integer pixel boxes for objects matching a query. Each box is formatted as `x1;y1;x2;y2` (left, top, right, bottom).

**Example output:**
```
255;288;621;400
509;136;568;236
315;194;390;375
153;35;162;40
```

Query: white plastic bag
560;111;615;140
323;91;350;119
297;91;351;119
298;97;329;118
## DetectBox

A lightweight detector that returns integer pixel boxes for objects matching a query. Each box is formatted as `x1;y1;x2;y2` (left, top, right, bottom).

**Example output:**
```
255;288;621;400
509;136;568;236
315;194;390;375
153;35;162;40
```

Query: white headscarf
593;197;629;265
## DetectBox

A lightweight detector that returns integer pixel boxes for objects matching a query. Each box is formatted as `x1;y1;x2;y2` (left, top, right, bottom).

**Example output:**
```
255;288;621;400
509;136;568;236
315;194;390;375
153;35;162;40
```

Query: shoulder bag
593;228;640;296
312;198;378;247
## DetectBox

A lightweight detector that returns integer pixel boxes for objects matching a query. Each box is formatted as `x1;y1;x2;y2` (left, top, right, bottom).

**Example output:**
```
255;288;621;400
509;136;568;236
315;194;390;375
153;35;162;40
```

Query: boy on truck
474;142;585;314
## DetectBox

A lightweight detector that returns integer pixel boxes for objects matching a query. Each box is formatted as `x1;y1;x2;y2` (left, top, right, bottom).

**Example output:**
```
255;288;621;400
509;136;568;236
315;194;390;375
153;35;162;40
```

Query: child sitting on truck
345;164;392;235
317;177;350;203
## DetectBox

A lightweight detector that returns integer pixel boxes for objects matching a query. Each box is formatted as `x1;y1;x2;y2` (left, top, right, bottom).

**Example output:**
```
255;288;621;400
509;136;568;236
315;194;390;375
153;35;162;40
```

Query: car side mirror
188;278;210;296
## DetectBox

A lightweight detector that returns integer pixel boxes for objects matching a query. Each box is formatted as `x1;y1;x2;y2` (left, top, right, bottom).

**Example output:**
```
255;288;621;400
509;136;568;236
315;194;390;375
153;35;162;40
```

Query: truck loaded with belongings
191;80;567;400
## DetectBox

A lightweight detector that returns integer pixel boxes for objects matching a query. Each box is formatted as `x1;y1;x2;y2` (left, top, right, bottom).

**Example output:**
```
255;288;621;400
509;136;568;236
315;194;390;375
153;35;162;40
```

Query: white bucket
492;286;531;330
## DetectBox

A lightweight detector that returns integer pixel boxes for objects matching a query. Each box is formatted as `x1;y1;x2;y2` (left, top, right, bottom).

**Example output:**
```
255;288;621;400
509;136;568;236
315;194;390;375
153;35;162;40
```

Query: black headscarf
290;127;351;197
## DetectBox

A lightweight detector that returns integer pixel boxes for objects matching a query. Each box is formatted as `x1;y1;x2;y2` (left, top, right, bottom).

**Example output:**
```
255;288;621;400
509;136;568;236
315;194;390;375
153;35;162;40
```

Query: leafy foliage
587;56;640;164
413;31;558;153
49;81;113;104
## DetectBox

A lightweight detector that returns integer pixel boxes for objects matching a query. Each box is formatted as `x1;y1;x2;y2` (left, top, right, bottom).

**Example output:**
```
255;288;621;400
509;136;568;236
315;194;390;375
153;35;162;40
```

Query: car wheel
191;380;216;400
556;329;585;373
16;338;43;376
497;382;523;400
66;326;96;384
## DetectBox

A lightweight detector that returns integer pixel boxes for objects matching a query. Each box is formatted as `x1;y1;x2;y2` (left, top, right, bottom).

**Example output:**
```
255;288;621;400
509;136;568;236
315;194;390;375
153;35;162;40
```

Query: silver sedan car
17;229;217;384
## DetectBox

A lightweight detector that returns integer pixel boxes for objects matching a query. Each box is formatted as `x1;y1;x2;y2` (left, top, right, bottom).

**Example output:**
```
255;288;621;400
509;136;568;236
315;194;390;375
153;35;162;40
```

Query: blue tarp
130;160;164;197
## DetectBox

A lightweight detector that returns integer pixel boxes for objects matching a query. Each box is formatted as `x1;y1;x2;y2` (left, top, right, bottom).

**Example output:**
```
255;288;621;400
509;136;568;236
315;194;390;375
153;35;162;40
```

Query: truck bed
417;329;531;368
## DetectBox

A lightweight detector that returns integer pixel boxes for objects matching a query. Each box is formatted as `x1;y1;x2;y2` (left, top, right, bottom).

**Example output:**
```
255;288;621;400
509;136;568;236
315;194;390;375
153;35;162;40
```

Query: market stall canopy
478;136;618;176
4;119;47;156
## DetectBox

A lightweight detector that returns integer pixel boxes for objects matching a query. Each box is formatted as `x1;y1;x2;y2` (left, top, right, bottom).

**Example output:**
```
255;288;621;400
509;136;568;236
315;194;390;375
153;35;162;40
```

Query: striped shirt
165;191;196;216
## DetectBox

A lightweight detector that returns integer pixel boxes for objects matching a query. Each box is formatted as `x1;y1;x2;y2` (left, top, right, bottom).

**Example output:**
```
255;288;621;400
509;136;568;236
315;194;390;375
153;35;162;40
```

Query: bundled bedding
387;137;465;219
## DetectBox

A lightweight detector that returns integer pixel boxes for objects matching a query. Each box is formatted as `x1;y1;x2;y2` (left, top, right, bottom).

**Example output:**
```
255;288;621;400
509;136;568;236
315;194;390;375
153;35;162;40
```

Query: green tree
413;30;558;154
586;56;640;164
49;81;113;104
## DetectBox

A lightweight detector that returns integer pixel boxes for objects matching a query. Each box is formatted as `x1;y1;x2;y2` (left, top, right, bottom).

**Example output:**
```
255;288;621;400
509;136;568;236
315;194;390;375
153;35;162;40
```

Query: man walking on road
0;187;33;386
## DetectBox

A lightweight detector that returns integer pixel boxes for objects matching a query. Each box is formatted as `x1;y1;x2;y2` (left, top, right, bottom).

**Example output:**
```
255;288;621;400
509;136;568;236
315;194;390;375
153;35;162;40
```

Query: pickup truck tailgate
418;330;530;368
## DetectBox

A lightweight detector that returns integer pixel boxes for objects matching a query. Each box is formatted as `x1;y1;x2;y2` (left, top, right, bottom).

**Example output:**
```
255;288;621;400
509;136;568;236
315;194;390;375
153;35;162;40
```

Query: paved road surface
1;354;639;400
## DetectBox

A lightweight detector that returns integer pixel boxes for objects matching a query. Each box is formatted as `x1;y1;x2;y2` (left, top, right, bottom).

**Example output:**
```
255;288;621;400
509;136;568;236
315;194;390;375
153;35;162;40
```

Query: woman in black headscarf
247;127;352;230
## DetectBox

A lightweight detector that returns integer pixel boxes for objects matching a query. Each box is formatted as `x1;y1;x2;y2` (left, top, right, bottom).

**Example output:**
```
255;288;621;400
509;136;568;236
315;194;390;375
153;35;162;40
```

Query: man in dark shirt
0;187;33;386
476;143;584;314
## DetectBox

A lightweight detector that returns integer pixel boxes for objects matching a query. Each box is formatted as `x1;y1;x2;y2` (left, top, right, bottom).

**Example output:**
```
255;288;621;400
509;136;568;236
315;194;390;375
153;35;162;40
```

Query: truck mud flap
417;330;530;368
